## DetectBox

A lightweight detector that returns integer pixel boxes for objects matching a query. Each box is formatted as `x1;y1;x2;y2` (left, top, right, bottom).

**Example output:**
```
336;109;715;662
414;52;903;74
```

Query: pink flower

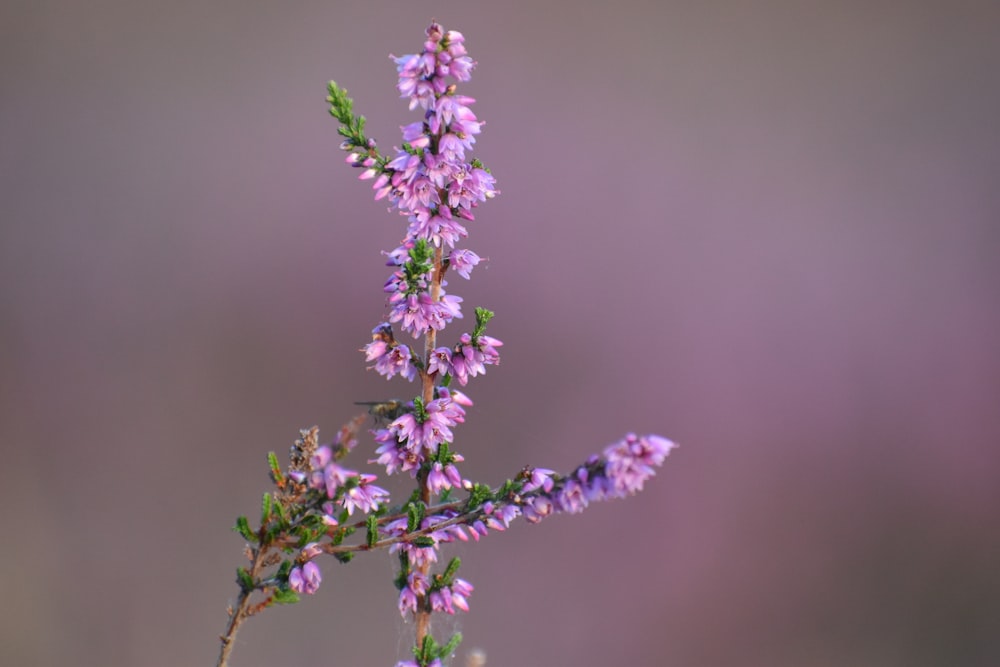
288;561;321;595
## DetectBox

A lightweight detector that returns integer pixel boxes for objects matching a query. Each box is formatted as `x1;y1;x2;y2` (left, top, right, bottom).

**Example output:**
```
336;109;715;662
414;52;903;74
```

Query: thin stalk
414;244;445;648
217;544;269;667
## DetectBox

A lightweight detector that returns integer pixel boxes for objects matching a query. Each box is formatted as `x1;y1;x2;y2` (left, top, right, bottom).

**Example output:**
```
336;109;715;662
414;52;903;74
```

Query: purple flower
321;462;355;498
427;459;464;495
372;172;392;200
383;243;415;266
385;516;439;566
449;577;473;612
370;342;417;381
370;428;424;477
389;396;462;454
398;571;429;616
288;561;322;595
423;510;467;545
448;248;480;279
449;165;497;212
320;501;339;526
438;131;470;163
427;346;453;376
555;478;589;514
521;495;554;524
301;542;323;559
308;445;332;476
431;94;473;131
448;388;474;406
341;474;390;515
451;332;502;385
394;541;438;569
481;501;520;531
407;209;468;248
394;53;437;110
429;577;473;615
477;334;502;364
400;121;430;148
390;292;463;338
603;433;677;497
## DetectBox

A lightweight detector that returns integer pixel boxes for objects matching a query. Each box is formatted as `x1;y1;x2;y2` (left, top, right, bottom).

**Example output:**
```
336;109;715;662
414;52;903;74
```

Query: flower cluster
519;433;676;521
349;25;499;403
327;26;507;651
218;23;675;667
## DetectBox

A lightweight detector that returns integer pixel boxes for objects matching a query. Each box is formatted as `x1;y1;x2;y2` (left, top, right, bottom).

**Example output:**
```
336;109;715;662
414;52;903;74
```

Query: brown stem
414;244;445;648
216;544;270;667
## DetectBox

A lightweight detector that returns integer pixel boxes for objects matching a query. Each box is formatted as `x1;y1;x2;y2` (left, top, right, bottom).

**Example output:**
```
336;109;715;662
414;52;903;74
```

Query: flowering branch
216;22;676;667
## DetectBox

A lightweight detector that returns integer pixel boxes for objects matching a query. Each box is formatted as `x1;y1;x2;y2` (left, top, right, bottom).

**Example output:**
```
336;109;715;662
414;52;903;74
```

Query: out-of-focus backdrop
2;1;999;666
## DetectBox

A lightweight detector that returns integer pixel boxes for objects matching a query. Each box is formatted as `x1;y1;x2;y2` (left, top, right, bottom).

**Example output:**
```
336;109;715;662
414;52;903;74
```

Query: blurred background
2;1;999;665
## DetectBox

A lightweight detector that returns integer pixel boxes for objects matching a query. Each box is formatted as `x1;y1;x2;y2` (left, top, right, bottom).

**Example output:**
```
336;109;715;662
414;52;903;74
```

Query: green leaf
267;451;284;484
366;515;379;547
415;634;439;663
472;307;495;339
233;515;257;543
498;478;519;497
440;632;463;660
271;588;300;605
261;493;273;524
407;501;425;533
236;567;255;592
334;552;354;564
441;557;461;583
465;483;492;511
410;396;427;422
296;527;321;549
412;536;436;548
274;499;290;527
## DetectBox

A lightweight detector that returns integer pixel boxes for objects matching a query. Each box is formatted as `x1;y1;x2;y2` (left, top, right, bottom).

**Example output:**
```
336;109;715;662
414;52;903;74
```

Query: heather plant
216;22;675;667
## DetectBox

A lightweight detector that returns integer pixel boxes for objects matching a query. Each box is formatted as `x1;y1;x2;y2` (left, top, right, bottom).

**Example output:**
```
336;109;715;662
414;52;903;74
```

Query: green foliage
441;557;461;583
465;483;492;511
440;633;463;661
261;493;273;524
267;451;284;485
497;477;520;498
412;632;463;666
236;567;255;593
271;588;300;605
274;498;290;526
407;501;426;533
233;515;257;543
411;396;428;422
472;307;494;339
366;515;379;547
326;81;365;142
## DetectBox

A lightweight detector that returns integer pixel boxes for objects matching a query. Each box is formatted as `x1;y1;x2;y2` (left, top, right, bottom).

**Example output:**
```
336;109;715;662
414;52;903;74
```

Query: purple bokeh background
2;2;999;666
